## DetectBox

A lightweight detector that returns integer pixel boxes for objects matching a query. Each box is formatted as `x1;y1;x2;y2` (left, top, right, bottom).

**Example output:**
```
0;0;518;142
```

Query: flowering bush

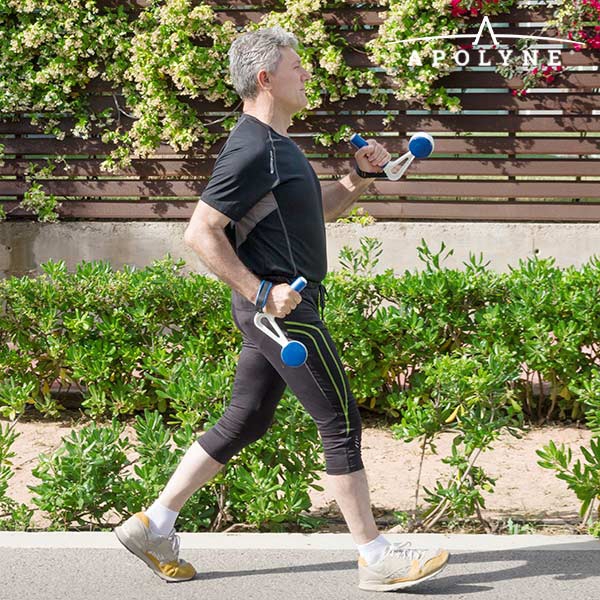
450;0;516;19
0;0;126;138
0;1;597;221
553;0;600;51
500;0;599;97
367;0;517;112
99;0;239;170
0;0;380;220
257;0;379;108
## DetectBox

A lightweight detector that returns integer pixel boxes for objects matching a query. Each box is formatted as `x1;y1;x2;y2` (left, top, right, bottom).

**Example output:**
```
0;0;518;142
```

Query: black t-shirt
200;113;327;283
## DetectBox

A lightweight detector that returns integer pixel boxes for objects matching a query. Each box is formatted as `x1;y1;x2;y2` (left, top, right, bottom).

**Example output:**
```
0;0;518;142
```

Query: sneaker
358;541;449;592
114;512;196;582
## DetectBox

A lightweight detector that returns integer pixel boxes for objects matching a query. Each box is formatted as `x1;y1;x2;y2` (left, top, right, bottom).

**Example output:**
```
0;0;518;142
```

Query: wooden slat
3;199;600;222
310;158;600;177
0;159;211;177
78;90;600;115
33;88;600;114
291;115;600;133
1;200;193;219
424;71;600;90
94;2;557;24
208;0;554;21
297;136;600;155
2;158;599;177
0;179;598;198
213;9;561;27
2;135;599;156
370;180;600;198
83;90;600;113
315;92;600;113
2;114;599;135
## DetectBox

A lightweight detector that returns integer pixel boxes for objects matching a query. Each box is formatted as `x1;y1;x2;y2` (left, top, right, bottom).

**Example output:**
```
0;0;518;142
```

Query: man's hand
264;283;302;318
354;139;391;174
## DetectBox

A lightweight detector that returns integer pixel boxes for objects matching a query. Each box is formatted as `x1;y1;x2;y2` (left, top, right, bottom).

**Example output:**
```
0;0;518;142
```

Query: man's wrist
354;164;381;179
348;167;377;189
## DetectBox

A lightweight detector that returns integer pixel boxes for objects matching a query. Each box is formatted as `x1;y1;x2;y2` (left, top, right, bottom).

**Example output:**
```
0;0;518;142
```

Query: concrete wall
1;221;599;279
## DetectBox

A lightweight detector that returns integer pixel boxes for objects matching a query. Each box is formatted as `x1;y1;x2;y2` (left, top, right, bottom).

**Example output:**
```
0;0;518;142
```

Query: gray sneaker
358;541;449;592
114;512;196;582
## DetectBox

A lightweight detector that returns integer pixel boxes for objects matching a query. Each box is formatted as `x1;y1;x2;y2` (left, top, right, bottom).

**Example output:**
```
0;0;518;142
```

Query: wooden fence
1;2;599;222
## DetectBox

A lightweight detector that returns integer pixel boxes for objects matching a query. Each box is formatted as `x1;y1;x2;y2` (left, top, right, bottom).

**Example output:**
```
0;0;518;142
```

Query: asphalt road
2;533;599;600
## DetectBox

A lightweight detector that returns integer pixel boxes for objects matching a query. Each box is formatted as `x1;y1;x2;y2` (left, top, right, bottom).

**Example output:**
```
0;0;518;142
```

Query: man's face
265;46;311;113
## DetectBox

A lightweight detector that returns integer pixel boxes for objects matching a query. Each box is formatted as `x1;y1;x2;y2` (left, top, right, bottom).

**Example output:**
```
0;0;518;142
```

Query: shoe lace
152;528;181;564
167;529;181;558
385;541;424;562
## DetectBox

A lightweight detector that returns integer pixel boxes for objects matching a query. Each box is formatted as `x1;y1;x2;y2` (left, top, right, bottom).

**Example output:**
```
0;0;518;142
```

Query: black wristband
354;164;380;178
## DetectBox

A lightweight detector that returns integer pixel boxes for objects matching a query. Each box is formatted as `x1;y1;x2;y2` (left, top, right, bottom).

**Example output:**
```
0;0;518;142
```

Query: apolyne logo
390;15;586;68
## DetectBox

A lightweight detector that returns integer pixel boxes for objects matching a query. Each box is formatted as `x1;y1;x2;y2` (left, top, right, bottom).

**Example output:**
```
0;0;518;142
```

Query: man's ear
257;69;270;90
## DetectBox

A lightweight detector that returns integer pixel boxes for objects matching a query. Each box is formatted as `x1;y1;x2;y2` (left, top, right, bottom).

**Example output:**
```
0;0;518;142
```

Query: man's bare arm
183;200;301;316
184;200;261;303
320;170;374;222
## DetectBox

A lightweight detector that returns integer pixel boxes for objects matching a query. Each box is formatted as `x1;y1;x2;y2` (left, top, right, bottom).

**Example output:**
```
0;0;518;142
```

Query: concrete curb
1;532;598;551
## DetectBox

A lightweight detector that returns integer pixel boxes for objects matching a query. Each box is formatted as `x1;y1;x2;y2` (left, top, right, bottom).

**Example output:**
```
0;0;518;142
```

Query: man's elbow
183;228;196;248
184;224;207;250
184;222;223;251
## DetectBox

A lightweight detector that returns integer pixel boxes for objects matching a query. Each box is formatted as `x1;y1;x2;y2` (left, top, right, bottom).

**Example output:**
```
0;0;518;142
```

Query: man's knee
319;421;364;475
197;411;273;463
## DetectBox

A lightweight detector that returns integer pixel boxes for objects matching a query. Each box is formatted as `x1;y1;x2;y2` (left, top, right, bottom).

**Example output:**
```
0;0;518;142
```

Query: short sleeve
200;140;277;222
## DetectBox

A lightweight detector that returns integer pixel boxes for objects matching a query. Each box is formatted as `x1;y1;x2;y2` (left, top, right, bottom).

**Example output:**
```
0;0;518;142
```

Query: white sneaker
114;512;196;582
358;541;449;592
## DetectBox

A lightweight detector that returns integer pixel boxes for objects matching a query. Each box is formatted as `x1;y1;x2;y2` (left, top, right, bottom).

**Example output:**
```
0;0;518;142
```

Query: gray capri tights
196;283;364;475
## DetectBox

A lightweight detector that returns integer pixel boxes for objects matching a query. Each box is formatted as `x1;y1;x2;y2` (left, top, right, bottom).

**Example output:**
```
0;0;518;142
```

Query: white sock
357;534;391;566
144;500;179;536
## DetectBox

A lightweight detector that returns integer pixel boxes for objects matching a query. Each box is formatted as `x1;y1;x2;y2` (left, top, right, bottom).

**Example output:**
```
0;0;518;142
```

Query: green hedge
2;239;600;532
2;242;600;426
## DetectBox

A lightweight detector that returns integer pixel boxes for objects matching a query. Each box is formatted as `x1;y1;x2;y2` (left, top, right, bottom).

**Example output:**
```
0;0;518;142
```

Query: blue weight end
408;133;434;159
281;340;307;367
290;276;307;292
349;133;369;150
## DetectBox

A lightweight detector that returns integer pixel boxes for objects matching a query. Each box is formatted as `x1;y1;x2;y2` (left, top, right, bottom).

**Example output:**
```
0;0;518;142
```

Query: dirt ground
4;412;594;532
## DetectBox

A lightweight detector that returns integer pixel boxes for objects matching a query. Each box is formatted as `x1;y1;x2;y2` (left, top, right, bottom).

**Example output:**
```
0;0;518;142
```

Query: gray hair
228;26;299;100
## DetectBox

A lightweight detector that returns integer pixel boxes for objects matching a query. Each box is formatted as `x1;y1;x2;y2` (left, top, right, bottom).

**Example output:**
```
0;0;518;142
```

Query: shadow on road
190;545;599;596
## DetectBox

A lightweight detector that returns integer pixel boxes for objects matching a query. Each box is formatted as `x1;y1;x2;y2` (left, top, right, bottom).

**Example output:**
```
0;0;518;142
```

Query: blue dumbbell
254;276;308;367
350;132;435;180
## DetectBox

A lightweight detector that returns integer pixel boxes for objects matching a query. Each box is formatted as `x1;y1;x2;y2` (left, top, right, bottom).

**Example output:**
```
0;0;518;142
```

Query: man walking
115;26;449;592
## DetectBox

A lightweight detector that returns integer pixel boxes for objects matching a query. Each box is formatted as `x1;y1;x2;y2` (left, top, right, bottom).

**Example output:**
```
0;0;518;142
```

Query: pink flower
574;43;583;52
532;67;539;75
511;89;518;96
546;75;555;83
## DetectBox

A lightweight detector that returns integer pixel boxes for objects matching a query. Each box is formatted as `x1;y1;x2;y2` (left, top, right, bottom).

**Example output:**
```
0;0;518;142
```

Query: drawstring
317;283;328;320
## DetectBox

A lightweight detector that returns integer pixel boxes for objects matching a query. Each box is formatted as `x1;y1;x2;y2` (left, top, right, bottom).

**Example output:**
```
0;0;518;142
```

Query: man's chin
297;97;309;112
